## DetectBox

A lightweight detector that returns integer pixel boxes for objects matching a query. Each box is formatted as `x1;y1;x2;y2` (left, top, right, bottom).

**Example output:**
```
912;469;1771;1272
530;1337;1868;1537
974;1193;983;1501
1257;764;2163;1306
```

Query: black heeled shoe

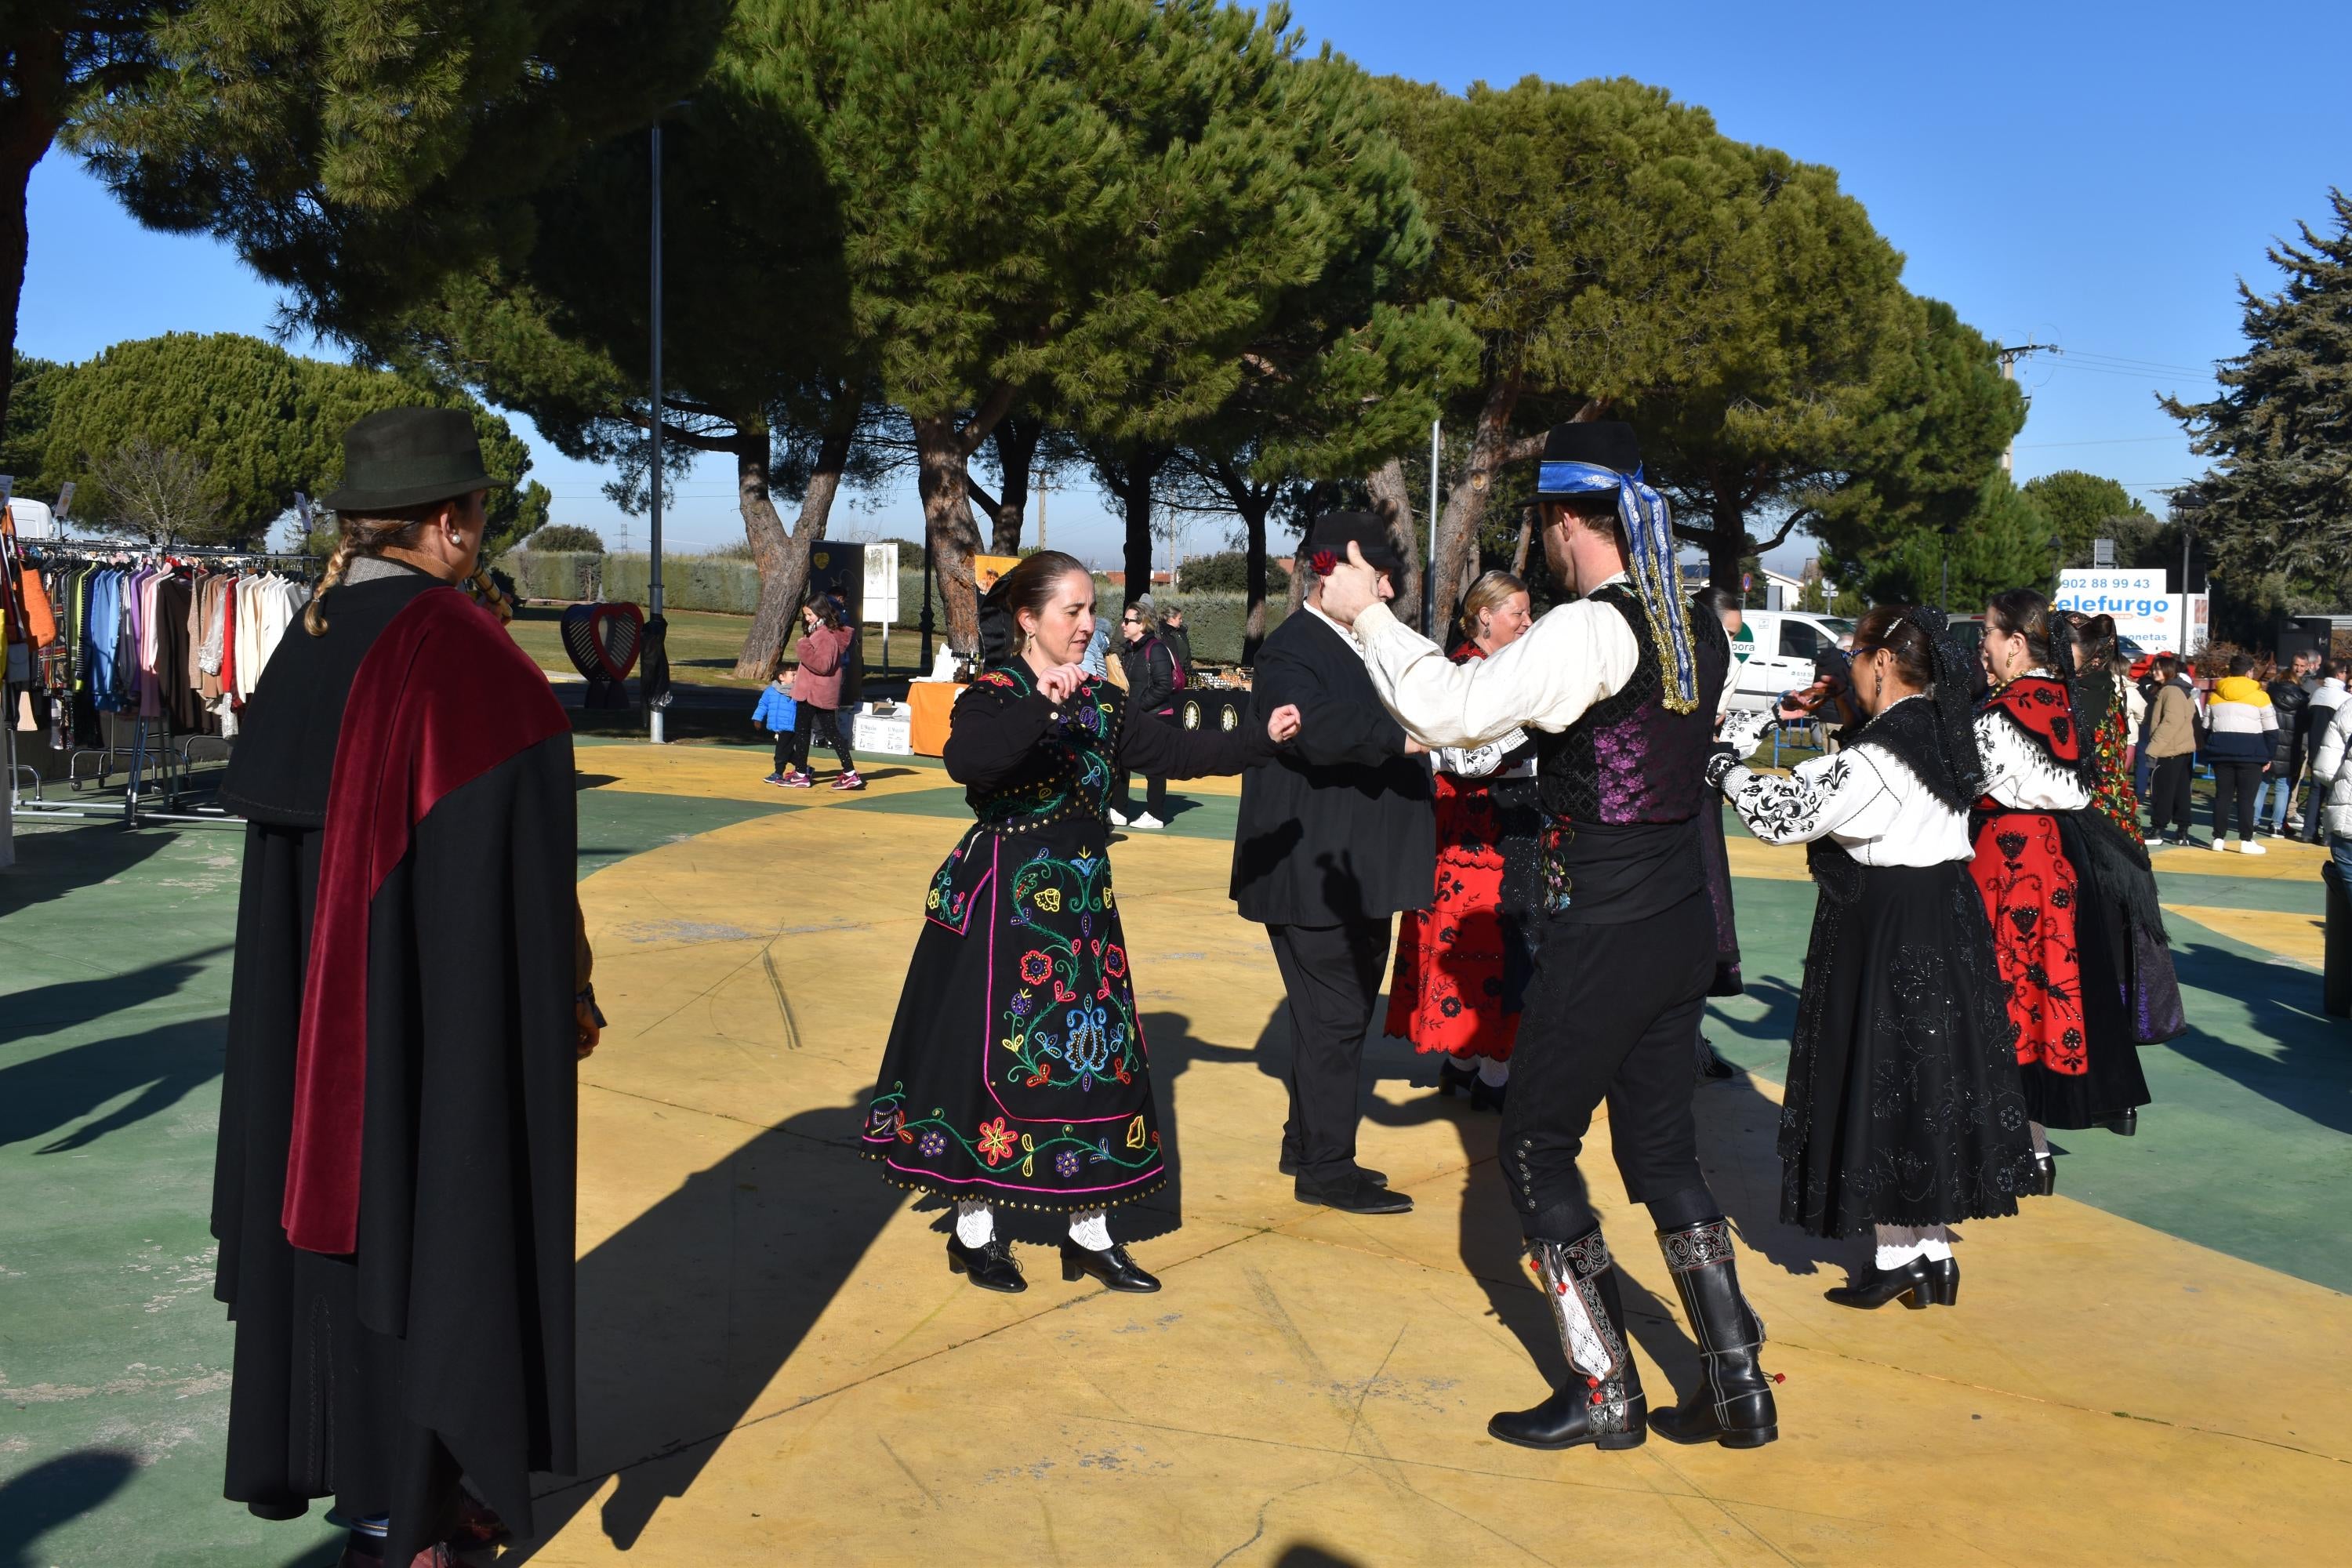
1926;1257;1959;1307
2094;1106;2138;1137
1436;1057;1477;1098
1469;1075;1508;1112
1824;1255;1936;1311
2030;1151;2058;1196
946;1234;1026;1293
1060;1240;1160;1292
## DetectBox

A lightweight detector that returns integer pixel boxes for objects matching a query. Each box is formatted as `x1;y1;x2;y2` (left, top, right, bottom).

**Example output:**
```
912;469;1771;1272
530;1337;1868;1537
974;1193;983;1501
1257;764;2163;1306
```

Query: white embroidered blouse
1716;696;1976;866
1975;671;2092;811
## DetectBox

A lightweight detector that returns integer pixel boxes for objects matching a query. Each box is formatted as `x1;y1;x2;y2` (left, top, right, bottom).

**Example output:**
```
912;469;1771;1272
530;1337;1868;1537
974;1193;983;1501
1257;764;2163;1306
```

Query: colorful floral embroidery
976;1116;1018;1165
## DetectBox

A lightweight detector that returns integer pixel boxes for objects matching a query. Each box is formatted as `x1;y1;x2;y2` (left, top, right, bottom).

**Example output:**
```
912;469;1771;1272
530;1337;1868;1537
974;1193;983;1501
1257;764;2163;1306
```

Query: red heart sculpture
561;602;644;683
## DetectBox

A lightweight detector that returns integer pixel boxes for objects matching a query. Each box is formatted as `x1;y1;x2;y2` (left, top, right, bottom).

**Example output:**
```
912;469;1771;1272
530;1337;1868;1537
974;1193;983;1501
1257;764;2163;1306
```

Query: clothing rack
6;547;318;829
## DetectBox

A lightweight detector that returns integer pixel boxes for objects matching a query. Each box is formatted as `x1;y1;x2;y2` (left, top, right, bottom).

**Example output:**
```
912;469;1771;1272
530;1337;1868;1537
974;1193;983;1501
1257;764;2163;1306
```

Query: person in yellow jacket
2201;654;2278;853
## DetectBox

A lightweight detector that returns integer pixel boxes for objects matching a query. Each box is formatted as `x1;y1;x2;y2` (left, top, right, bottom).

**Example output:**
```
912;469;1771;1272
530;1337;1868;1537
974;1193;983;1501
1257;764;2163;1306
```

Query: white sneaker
2209;839;2230;851
1129;812;1165;831
2238;838;2267;855
1109;807;1130;826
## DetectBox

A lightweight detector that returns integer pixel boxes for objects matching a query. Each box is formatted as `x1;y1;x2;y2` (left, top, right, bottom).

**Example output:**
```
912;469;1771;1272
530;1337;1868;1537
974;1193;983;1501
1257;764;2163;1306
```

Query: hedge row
497;550;1294;664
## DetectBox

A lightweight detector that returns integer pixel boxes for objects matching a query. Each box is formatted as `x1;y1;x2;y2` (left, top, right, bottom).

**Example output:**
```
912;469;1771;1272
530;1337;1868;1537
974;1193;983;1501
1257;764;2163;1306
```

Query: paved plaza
3;742;2347;1565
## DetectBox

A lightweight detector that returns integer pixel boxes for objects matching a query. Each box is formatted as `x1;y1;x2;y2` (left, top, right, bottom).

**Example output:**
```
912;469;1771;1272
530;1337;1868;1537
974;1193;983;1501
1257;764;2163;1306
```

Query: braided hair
1851;604;1987;807
303;506;436;636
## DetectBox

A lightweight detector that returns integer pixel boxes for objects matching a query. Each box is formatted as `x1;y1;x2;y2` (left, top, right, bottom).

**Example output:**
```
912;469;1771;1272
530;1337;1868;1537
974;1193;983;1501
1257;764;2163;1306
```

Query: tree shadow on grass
0;974;225;1155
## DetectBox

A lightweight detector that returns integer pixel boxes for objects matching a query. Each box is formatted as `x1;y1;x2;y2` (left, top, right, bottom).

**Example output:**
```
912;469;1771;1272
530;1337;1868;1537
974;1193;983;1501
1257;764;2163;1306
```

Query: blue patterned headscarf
1536;459;1700;713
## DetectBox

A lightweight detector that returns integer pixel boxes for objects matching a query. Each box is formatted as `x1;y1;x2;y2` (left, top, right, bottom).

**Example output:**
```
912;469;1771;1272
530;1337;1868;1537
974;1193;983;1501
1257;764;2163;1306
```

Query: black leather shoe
1647;1219;1778;1449
1278;1153;1386;1185
2030;1150;2058;1196
1926;1256;1959;1307
1469;1076;1508;1112
1824;1255;1936;1311
946;1234;1026;1293
1294;1172;1413;1214
1436;1057;1476;1098
1697;1036;1738;1080
2094;1106;2139;1137
1490;1371;1646;1451
1061;1240;1160;1292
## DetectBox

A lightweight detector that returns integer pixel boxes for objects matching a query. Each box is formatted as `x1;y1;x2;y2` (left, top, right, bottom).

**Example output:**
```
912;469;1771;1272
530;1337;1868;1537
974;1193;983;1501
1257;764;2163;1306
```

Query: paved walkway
3;742;2347;1566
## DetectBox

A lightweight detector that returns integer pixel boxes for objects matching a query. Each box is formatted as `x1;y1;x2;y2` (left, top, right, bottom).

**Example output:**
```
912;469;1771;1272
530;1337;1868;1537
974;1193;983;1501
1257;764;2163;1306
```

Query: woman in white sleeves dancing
1709;607;2038;1312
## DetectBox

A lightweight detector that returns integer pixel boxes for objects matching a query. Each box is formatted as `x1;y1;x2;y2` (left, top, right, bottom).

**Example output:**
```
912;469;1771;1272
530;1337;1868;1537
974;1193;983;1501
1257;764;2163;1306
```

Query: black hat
1302;510;1406;578
1534;419;1642;496
319;407;506;514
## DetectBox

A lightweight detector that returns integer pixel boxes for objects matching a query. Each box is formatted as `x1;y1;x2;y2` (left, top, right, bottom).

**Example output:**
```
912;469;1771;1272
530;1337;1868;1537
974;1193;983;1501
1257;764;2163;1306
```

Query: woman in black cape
862;551;1299;1294
1708;607;2038;1312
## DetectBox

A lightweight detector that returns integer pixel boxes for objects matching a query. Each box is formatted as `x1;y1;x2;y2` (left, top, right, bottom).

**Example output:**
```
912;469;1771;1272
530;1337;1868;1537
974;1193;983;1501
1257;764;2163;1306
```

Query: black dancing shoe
2030;1151;2058;1196
946;1234;1026;1293
1647;1220;1778;1449
2093;1106;2139;1137
1469;1075;1509;1113
1436;1056;1477;1097
1823;1255;1937;1311
1277;1153;1387;1185
1061;1239;1160;1292
1294;1171;1413;1214
1926;1257;1960;1307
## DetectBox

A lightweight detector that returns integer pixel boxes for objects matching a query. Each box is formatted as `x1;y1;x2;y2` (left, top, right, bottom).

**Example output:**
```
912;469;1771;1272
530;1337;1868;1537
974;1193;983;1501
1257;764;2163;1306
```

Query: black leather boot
1647;1219;1778;1449
1487;1226;1646;1452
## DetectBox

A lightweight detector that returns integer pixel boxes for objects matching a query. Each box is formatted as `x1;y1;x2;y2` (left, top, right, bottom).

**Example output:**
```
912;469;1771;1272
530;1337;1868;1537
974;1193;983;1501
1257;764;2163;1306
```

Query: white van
1725;609;1854;711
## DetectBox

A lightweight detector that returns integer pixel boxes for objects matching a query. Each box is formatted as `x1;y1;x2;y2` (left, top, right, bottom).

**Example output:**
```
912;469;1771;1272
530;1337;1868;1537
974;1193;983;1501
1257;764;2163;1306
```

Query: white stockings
955;1200;1114;1253
1873;1224;1955;1270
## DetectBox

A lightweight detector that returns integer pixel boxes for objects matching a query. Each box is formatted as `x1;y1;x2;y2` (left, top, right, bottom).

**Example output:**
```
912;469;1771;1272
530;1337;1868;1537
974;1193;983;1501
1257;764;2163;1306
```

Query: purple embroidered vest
1535;585;1726;826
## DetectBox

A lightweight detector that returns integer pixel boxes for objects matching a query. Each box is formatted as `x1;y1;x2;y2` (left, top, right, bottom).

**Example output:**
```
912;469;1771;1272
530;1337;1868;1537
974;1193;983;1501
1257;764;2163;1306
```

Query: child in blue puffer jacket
752;680;798;786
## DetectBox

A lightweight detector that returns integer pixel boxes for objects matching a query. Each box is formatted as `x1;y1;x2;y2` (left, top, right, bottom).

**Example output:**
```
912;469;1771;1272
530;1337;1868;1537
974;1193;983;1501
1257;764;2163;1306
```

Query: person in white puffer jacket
2307;692;2352;883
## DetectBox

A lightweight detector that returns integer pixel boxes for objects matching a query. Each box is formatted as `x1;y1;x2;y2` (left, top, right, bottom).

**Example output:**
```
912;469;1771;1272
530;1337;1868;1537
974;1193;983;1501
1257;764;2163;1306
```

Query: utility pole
647;122;667;743
1996;343;2057;474
1037;481;1047;551
1426;419;1441;637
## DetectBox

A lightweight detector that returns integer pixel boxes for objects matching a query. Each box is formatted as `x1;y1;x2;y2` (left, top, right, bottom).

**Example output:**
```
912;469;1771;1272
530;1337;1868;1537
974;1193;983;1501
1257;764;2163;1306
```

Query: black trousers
791;703;854;772
2148;752;2196;837
2210;759;2263;843
1265;919;1393;1181
1502;893;1719;1242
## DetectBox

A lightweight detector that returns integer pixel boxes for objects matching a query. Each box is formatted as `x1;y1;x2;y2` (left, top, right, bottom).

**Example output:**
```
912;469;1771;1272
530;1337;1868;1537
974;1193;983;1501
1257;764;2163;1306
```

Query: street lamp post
647;122;668;743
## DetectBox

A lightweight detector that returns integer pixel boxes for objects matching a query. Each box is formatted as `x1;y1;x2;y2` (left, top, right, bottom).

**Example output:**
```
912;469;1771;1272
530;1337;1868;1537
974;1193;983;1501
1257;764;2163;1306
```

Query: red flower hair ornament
1310;550;1338;576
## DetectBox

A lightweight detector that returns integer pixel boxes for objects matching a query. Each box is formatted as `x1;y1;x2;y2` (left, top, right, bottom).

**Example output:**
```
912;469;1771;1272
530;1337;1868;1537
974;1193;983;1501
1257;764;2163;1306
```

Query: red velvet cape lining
282;587;571;1254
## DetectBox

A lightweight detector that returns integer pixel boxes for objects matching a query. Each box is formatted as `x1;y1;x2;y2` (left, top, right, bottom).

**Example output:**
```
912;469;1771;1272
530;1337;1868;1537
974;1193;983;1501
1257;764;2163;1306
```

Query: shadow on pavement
2167;935;2352;1136
0;1450;139;1568
0;818;178;917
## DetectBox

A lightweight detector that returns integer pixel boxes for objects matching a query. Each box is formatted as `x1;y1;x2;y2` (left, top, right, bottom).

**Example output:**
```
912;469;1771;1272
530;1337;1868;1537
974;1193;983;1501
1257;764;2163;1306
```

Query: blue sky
17;0;2349;570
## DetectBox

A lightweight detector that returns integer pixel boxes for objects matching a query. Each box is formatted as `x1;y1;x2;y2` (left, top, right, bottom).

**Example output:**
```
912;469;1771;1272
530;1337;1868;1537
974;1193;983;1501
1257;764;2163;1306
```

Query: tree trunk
986;413;1043;556
1364;457;1423;630
1429;373;1525;634
0;31;67;439
1511;507;1534;578
732;416;855;681
1240;496;1273;662
1102;444;1168;606
913;414;986;653
1708;473;1748;594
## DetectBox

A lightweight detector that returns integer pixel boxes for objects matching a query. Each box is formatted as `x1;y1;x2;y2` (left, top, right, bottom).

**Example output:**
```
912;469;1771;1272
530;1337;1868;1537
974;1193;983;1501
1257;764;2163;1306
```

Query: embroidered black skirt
1780;858;2039;1237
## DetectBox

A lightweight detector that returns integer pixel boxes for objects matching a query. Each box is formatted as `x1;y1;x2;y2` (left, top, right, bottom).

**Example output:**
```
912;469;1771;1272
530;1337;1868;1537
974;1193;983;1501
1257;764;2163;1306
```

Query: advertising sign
2054;569;2206;653
862;543;899;624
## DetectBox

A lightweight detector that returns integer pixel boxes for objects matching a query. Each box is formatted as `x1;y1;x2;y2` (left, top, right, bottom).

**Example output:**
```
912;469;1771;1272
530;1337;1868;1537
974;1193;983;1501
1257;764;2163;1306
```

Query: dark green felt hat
319;407;506;514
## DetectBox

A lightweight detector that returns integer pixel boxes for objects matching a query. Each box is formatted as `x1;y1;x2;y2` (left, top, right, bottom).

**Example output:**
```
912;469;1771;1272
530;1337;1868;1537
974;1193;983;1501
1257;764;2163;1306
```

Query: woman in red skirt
1387;572;1540;1110
1972;590;2149;1194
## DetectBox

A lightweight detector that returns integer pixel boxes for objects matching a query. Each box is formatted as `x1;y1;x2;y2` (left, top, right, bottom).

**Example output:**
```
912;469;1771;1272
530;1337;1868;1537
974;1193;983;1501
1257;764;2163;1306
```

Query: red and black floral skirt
1969;808;2149;1129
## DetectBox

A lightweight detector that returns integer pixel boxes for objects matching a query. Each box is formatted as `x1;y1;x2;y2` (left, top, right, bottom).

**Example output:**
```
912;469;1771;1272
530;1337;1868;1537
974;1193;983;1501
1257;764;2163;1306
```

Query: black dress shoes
1436;1057;1477;1097
1824;1255;1938;1310
1278;1153;1386;1185
2030;1150;2058;1196
946;1234;1026;1293
1060;1240;1161;1292
1697;1036;1739;1080
1469;1076;1509;1112
1294;1171;1413;1214
2094;1106;2139;1136
1926;1257;1959;1306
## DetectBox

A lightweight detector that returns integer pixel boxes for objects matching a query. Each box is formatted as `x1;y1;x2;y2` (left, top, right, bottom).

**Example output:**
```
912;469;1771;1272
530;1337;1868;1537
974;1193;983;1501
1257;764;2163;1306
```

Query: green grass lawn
506;605;916;690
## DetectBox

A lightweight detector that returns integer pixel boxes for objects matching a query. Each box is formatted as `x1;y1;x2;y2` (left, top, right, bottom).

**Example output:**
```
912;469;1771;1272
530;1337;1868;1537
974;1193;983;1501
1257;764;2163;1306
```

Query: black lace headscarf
1845;606;1987;811
1909;606;1990;806
1987;587;2103;791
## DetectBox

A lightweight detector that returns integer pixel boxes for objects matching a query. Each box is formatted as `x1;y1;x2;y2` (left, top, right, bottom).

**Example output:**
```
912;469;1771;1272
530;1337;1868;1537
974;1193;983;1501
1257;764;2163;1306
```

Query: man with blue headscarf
1317;420;1778;1460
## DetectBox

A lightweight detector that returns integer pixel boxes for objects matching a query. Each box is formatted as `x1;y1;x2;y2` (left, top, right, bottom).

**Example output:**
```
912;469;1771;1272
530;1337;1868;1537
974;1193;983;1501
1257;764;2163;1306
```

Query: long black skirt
1781;859;2038;1237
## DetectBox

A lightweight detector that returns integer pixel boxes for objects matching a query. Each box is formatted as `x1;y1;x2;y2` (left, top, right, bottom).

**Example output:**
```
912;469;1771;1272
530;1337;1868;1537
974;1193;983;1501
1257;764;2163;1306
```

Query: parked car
1726;610;1856;710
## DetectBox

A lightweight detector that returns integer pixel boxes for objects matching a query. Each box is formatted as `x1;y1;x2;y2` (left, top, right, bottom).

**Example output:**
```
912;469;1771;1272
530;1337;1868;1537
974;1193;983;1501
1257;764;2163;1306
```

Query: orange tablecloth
906;679;964;757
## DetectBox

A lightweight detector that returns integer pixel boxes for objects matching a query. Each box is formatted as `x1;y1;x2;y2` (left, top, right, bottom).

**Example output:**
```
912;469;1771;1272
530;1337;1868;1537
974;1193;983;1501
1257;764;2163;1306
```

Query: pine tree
2020;470;2152;567
2162;189;2352;601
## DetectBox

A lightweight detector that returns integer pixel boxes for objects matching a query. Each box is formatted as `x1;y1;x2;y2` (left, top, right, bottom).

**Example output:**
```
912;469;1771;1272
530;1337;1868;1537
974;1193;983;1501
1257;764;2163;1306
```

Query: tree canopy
38;332;537;546
2021;470;2152;565
2163;187;2352;604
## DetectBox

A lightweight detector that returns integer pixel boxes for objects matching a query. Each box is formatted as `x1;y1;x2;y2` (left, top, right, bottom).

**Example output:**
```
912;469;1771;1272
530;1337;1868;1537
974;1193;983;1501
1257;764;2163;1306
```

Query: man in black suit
1232;513;1436;1216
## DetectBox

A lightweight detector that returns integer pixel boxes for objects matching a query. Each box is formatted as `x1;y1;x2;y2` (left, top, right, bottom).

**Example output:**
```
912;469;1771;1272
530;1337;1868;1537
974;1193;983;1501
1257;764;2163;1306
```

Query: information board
2053;570;2207;654
863;543;899;624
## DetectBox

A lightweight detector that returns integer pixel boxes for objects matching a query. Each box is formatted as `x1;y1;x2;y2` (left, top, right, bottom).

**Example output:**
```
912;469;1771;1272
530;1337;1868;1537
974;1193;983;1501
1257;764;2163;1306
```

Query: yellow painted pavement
537;801;2352;1566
